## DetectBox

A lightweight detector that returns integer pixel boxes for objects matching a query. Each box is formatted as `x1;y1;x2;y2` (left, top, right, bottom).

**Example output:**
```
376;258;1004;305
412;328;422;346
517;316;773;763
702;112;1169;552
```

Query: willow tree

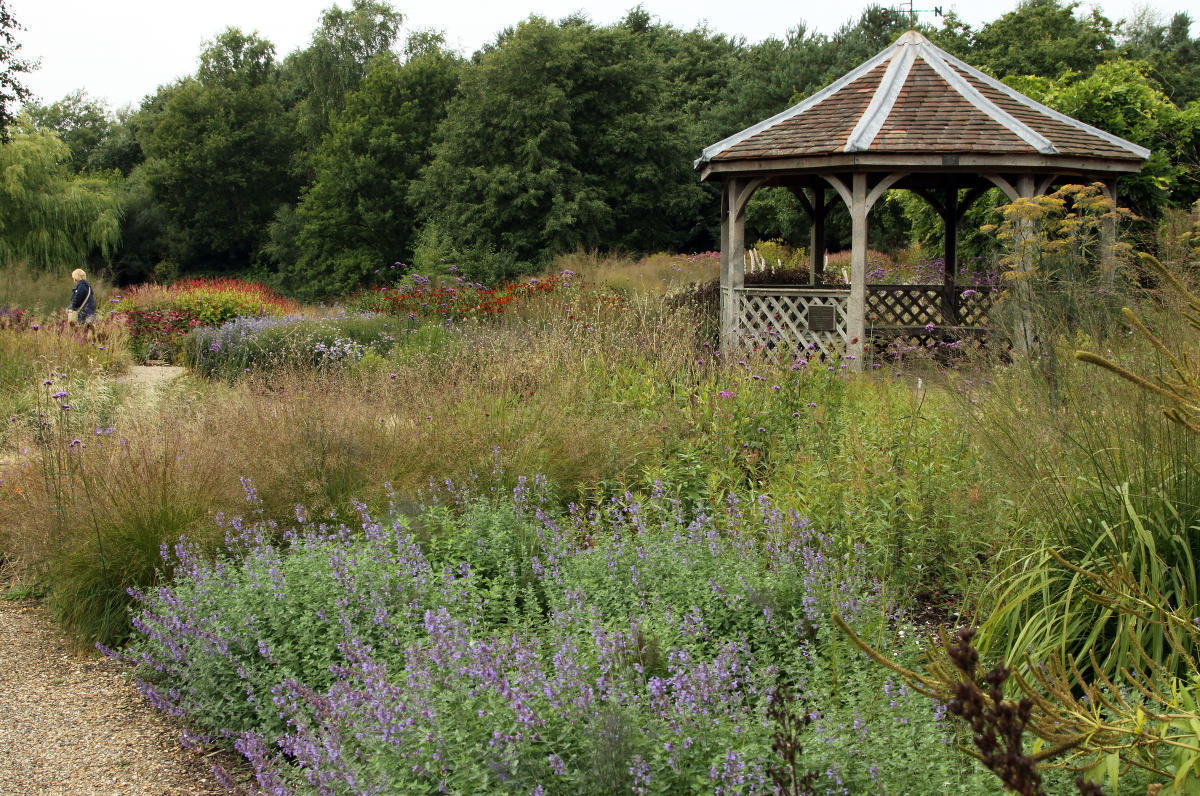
0;124;122;269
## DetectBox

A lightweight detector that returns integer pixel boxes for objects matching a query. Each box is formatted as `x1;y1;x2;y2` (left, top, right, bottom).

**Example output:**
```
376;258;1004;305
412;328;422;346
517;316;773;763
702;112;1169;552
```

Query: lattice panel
958;288;996;327
734;291;848;359
867;286;945;327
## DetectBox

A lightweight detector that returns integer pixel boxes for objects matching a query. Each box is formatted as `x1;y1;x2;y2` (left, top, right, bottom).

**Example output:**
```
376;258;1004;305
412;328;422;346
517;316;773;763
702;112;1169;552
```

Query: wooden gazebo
696;30;1149;369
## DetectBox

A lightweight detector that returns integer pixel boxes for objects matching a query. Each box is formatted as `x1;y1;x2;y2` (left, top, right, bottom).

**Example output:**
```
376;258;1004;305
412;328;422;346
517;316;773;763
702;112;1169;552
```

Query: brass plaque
808;305;836;332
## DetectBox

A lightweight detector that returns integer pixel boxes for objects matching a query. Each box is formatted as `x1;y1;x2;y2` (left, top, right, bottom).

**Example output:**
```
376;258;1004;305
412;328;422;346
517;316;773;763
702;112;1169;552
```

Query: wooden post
720;177;749;351
848;173;868;372
810;186;827;285
1100;177;1118;286
1013;173;1037;355
943;185;960;324
719;180;732;349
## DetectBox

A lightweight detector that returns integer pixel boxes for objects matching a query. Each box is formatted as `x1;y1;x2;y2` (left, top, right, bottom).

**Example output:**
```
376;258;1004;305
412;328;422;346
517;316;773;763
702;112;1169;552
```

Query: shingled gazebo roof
696;30;1149;176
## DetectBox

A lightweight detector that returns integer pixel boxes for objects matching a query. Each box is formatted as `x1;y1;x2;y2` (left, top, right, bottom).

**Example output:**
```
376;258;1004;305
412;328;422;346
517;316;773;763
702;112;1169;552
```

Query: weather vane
890;0;945;27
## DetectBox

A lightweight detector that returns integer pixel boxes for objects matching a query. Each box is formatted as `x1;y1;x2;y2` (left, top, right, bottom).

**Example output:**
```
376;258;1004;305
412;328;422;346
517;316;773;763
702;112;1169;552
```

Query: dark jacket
69;280;97;322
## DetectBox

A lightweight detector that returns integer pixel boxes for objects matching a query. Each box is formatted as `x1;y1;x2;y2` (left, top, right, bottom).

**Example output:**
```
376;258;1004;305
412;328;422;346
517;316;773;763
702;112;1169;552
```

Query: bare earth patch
0;596;245;795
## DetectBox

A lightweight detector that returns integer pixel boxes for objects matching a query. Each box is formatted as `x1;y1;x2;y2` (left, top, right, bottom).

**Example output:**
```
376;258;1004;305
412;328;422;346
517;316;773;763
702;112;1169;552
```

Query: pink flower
718;390;735;398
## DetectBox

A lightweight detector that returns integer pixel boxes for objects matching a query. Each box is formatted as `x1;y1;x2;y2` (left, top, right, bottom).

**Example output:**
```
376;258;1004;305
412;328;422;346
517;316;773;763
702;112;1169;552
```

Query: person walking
67;268;97;328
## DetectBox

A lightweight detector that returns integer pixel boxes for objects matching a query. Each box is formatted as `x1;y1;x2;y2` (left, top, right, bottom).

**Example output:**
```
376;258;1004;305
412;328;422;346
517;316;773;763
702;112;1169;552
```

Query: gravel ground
0;596;246;795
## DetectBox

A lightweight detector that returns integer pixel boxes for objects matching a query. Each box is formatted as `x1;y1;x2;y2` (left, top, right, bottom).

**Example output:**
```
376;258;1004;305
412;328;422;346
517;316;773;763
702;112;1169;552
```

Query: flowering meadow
185;314;412;379
4;209;1200;793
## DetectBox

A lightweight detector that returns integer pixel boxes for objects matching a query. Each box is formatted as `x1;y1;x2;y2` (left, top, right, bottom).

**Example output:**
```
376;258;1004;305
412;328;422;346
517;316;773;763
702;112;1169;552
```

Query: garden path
117;365;187;389
0;596;243;795
0;364;248;795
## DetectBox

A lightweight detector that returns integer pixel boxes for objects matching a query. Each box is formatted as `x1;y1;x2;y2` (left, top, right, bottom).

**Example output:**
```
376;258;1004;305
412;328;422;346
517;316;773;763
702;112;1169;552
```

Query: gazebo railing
867;283;997;338
731;283;998;356
732;285;850;359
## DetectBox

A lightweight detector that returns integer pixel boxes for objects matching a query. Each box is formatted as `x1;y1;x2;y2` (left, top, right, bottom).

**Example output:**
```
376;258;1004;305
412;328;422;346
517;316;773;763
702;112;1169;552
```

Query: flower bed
114;278;298;363
186;314;418;378
347;271;591;322
119;480;997;795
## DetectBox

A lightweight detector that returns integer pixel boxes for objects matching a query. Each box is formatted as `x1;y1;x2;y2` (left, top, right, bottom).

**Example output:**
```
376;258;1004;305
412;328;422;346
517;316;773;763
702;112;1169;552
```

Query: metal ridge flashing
693;39;900;168
844;43;916;152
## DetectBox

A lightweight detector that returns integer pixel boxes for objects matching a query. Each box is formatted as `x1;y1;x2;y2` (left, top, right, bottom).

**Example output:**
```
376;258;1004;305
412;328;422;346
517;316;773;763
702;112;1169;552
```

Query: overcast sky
9;0;1195;112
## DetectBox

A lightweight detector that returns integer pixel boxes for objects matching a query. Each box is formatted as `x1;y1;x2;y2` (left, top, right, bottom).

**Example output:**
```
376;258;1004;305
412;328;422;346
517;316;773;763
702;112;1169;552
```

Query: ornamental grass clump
0;312;129;430
958;214;1200;686
0;369;226;647
557;250;721;295
122;479;999;795
841;202;1200;794
0;261;118;316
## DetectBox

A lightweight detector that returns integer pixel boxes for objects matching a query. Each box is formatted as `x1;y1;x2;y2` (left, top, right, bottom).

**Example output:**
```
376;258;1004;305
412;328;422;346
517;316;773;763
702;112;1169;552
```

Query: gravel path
0;596;244;795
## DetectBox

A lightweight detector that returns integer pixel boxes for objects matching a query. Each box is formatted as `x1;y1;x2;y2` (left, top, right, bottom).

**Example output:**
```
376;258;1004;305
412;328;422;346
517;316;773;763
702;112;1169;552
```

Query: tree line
2;0;1199;297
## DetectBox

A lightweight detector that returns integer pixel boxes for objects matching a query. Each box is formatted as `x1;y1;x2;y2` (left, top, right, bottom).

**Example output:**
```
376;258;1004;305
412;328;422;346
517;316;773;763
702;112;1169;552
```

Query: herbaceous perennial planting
119;478;997;795
186;314;406;378
348;271;617;323
114;278;299;363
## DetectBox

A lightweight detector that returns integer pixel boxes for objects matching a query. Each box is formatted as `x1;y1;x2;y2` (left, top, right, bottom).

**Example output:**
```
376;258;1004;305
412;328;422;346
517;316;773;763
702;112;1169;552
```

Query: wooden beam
720;180;732;348
908;186;946;217
1012;174;1038;355
788;186;814;216
698;153;1146;181
984;174;1020;202
811;185;828;283
959;183;991;212
823;174;853;213
865;172;907;211
731;177;765;218
943;184;959;323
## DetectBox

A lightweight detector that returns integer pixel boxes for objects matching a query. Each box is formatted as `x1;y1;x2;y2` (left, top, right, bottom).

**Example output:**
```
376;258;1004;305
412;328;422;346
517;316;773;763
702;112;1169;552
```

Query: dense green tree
968;0;1115;79
718;25;828;135
85;107;145;177
137;29;298;271
0;123;121;269
413;16;727;276
284;0;403;153
818;6;911;82
1121;11;1200;106
102;165;168;284
0;0;33;142
24;90;113;173
282;45;462;298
